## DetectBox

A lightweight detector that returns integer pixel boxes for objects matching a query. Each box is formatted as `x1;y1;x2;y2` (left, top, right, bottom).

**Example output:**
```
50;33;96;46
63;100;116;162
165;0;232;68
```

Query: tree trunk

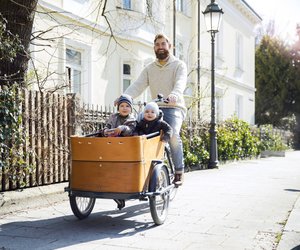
0;0;38;87
294;113;300;149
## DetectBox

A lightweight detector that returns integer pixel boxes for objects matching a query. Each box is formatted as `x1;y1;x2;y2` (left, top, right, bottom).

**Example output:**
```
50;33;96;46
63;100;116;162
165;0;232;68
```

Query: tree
0;1;38;183
255;35;293;125
289;25;300;148
255;32;300;149
0;0;38;86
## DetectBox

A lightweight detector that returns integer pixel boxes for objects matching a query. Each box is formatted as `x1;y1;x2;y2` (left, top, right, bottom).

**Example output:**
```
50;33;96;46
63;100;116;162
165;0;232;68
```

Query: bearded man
123;33;187;186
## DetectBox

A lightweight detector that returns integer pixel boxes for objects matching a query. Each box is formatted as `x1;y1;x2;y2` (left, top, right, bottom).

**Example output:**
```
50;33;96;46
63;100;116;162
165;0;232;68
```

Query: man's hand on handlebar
166;94;177;104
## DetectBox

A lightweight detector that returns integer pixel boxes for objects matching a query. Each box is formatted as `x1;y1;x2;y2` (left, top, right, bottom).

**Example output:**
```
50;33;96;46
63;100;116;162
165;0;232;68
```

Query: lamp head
203;0;224;33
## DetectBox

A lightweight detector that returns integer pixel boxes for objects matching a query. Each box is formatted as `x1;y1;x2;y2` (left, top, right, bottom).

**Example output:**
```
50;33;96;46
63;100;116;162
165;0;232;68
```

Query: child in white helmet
134;102;172;142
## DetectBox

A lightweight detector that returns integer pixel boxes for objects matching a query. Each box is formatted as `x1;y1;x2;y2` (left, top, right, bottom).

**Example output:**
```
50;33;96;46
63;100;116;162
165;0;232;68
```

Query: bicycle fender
149;164;170;192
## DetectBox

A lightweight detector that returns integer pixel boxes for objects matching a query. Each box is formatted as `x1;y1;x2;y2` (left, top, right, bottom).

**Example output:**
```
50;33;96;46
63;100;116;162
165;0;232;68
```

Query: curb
277;193;300;250
0;183;69;216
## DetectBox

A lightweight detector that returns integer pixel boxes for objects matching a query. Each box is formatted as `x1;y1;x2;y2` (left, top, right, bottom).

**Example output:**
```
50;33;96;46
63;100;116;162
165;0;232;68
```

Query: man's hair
154;33;171;44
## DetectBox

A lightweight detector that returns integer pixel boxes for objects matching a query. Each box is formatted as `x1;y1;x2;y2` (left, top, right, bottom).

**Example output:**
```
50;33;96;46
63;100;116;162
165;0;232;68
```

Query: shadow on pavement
0;202;157;249
284;189;300;192
291;245;300;250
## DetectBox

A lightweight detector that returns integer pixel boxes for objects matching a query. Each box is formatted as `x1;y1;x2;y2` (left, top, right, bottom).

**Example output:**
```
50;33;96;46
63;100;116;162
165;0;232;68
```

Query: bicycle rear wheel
69;195;96;219
149;164;170;225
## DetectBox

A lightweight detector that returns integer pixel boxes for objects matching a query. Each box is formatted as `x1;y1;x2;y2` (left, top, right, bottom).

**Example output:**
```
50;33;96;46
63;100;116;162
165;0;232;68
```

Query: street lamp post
202;0;223;169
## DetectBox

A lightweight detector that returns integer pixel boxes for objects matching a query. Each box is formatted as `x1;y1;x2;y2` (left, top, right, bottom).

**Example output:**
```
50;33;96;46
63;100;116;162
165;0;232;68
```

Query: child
102;94;136;137
135;102;173;142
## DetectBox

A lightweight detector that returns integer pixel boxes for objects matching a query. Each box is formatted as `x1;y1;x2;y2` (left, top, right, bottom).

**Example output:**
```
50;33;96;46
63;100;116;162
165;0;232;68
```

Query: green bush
217;116;260;161
0;13;23;64
257;124;289;152
0;14;31;187
181;123;209;169
0;86;31;187
181;116;289;169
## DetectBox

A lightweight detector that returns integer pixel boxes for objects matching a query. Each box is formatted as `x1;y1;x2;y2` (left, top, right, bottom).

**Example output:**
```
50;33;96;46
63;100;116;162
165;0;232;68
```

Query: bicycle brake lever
157;93;164;99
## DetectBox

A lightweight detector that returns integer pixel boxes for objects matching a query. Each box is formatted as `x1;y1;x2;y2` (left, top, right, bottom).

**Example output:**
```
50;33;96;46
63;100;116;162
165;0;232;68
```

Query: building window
123;0;131;10
176;0;184;12
176;41;184;61
123;63;131;91
216;87;224;123
66;48;82;94
235;94;243;119
235;33;243;70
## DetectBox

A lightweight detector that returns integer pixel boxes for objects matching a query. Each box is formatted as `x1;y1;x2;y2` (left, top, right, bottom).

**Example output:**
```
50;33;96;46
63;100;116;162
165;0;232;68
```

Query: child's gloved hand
104;129;116;137
114;127;122;136
104;128;122;137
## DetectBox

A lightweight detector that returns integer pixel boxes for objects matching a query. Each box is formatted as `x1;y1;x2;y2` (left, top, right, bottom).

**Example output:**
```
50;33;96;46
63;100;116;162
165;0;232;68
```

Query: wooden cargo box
70;135;164;193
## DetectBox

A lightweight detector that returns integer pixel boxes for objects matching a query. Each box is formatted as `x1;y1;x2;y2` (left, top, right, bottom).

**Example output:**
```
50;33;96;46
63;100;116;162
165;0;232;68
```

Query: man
124;33;187;185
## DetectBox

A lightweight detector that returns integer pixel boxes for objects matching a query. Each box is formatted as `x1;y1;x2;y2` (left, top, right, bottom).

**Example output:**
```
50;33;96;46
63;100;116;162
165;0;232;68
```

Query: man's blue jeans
160;107;185;174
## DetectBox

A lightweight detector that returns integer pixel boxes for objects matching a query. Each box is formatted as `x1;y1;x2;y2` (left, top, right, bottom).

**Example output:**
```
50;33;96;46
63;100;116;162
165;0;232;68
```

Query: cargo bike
65;131;177;225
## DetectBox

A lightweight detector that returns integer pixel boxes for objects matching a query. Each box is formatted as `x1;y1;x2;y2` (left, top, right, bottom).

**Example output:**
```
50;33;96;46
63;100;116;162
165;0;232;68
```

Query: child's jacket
104;113;136;136
134;111;173;142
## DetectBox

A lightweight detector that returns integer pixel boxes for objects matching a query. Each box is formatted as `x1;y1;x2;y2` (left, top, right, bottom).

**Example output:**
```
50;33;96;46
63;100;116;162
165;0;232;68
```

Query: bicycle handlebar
153;93;169;104
133;94;169;107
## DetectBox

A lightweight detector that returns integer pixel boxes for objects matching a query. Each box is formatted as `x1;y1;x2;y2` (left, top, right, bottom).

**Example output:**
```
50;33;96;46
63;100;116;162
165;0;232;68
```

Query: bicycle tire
149;164;170;225
69;195;96;219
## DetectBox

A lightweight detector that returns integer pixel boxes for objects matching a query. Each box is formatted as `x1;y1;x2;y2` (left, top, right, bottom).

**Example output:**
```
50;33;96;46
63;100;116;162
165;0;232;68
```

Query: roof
230;0;262;24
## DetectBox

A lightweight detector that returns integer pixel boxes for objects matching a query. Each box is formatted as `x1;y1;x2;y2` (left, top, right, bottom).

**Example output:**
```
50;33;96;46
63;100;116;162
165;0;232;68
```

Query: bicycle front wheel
149;165;170;225
69;195;96;219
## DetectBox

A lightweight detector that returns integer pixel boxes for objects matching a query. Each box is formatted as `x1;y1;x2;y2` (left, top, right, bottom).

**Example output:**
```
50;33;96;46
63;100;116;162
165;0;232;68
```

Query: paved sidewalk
0;151;300;249
0;182;68;216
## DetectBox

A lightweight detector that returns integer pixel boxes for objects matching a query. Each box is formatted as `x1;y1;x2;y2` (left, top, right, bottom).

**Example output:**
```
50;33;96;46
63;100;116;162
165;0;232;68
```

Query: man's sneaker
173;173;183;187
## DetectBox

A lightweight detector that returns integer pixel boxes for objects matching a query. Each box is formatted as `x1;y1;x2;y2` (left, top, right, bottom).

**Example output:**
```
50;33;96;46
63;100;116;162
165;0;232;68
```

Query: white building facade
31;0;261;125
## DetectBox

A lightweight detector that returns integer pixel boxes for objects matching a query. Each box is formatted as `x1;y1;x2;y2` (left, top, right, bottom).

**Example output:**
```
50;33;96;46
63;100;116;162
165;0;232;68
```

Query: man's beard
155;49;169;60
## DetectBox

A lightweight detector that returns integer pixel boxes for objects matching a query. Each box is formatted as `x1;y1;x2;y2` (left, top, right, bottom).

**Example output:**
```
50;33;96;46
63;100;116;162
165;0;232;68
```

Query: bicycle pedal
174;181;183;187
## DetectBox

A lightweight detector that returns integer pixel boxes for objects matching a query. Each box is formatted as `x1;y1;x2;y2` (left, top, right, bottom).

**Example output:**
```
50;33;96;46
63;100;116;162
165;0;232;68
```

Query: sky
245;0;300;42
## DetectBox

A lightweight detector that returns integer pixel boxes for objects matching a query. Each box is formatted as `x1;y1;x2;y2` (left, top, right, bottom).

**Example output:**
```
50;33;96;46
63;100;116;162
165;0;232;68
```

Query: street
1;151;300;250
